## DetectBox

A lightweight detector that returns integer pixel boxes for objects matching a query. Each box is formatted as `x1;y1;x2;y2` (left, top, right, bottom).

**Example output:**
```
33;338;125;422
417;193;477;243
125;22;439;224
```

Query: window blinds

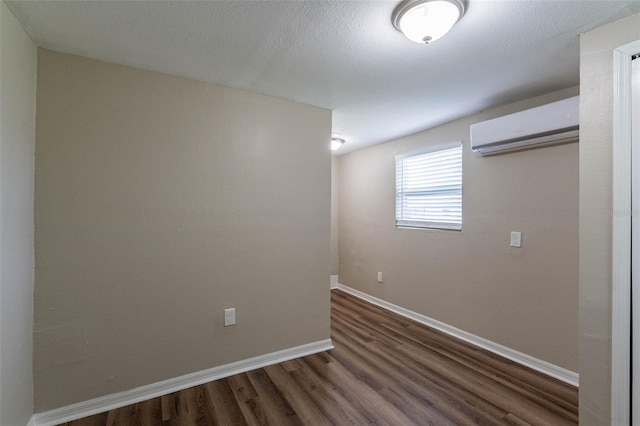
395;144;462;230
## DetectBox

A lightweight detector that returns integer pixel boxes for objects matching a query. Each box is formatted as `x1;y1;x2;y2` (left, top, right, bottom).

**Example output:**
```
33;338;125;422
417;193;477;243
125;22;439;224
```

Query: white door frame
612;39;640;426
633;54;640;426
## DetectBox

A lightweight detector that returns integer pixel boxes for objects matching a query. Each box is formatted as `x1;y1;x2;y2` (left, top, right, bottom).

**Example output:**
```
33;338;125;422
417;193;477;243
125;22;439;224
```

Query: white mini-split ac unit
470;96;579;156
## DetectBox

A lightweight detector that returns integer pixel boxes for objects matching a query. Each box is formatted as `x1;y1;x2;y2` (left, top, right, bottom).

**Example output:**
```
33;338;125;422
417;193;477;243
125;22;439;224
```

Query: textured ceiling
7;0;640;154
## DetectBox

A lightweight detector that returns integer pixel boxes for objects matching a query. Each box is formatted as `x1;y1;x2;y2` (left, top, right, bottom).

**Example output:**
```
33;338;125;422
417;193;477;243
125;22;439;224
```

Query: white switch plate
224;308;236;326
377;272;383;283
510;231;522;248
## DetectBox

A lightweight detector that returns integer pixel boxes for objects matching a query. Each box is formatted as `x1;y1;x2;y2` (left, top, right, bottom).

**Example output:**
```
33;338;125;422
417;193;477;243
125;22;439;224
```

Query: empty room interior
2;1;640;425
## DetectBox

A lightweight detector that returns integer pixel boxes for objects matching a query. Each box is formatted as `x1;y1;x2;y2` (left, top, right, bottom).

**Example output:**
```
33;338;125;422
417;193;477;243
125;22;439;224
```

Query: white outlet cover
510;231;522;248
224;308;236;326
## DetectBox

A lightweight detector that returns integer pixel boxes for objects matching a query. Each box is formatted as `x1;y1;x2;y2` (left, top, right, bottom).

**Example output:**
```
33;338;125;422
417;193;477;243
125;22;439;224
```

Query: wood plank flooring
60;289;578;425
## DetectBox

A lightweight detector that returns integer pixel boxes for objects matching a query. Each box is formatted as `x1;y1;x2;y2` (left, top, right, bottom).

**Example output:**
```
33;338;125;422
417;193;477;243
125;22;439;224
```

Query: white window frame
395;142;463;231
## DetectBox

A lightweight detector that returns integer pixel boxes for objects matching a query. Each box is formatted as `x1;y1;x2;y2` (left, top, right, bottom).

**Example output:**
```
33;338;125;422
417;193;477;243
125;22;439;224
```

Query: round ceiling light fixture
331;137;345;151
392;0;467;44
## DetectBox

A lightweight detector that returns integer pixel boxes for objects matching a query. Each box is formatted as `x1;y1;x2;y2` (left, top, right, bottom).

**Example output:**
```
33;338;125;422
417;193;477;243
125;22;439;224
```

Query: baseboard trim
330;274;339;289
334;283;579;387
33;339;333;426
27;415;36;426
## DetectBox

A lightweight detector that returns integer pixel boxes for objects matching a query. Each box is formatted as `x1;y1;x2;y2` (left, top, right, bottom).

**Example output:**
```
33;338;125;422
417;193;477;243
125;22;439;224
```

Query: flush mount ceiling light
331;137;346;151
392;0;467;44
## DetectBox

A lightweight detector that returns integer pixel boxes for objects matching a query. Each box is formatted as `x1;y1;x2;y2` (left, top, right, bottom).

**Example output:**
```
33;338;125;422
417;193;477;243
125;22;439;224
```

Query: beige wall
34;49;331;411
579;13;640;425
338;87;579;372
331;156;339;276
0;1;37;424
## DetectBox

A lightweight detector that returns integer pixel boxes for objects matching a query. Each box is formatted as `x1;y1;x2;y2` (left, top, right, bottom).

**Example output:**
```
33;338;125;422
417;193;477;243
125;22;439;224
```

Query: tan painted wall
338;87;579;372
0;2;37;424
34;49;331;411
579;13;640;425
331;156;339;276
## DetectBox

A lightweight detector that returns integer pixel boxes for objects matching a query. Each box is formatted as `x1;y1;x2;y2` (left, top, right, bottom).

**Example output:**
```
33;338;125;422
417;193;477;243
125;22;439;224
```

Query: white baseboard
330;274;339;289
334;283;579;387
26;415;36;426
33;339;333;426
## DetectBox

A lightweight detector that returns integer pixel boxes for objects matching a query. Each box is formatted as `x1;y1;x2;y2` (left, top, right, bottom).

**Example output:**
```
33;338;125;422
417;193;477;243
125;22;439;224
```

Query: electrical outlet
224;308;236;326
510;231;522;248
377;272;383;283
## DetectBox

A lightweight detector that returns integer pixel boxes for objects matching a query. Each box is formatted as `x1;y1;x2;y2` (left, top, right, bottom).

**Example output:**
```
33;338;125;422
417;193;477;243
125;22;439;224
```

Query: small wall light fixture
392;0;467;44
331;137;345;151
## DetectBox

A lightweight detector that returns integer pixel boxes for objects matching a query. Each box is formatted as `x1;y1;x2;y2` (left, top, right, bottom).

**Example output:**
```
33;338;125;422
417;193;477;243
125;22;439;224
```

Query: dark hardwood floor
60;289;578;425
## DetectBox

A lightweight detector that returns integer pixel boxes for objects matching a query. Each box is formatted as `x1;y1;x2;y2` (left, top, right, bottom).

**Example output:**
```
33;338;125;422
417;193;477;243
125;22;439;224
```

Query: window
395;143;462;230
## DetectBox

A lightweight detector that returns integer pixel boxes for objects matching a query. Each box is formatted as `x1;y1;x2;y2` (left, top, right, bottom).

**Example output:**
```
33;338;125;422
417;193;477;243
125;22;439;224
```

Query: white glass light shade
392;0;466;44
331;137;345;151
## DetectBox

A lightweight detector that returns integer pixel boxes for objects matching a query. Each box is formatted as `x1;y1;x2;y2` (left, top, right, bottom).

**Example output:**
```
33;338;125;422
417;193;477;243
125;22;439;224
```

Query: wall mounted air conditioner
470;96;579;156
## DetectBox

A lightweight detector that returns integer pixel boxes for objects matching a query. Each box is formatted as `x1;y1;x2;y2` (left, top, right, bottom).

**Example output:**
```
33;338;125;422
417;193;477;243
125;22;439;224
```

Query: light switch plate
510;231;522;248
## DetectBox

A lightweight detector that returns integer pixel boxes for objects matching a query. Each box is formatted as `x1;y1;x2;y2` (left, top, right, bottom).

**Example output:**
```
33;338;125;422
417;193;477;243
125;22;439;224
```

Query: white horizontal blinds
396;144;462;230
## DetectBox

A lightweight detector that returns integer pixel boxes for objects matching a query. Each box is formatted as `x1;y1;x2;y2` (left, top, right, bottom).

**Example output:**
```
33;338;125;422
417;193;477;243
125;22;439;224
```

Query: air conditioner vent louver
470;96;579;156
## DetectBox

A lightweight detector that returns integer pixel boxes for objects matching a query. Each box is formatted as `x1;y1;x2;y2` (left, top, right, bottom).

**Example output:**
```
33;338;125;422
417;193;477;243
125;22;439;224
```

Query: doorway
633;53;640;425
612;39;640;425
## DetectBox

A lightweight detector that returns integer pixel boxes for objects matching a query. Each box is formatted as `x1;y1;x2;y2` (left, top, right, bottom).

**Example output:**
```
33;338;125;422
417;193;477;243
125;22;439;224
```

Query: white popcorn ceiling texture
7;0;640;154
